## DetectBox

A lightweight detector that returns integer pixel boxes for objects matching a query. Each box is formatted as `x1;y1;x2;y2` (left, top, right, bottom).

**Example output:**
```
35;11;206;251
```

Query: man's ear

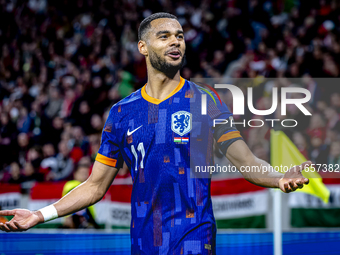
138;40;148;56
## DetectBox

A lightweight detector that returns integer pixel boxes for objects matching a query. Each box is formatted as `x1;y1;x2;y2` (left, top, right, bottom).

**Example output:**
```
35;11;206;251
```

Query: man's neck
145;69;181;101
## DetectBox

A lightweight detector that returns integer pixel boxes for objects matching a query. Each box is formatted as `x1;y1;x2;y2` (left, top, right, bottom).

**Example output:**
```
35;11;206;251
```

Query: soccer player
0;13;309;254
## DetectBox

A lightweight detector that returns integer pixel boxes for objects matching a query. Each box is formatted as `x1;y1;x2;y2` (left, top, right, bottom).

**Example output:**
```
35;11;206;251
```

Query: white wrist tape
39;205;58;222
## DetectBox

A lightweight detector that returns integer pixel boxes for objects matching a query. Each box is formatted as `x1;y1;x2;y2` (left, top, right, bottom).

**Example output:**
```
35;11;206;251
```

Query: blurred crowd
0;0;340;187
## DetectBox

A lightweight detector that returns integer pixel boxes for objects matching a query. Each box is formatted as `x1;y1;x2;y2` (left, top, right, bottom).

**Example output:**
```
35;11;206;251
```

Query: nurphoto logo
200;84;312;128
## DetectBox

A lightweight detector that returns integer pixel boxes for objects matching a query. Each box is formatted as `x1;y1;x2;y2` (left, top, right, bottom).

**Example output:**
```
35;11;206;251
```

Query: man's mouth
166;50;181;59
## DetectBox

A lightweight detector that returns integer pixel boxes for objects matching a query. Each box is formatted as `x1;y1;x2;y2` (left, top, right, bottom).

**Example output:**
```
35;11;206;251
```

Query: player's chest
120;106;193;149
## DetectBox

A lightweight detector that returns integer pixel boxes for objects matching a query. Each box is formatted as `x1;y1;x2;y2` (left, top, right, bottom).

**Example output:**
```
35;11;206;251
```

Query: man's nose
169;35;180;46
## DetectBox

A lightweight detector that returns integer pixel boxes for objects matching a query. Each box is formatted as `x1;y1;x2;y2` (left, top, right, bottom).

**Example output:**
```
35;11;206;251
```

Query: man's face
146;18;186;77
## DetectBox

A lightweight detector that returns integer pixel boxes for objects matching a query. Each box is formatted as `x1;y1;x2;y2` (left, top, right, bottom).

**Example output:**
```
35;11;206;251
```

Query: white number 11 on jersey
131;142;145;171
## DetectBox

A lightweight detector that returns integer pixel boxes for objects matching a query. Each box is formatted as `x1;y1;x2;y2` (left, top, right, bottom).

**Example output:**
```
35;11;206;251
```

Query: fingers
295;179;304;189
0;223;5;232
289;178;307;191
282;178;309;193
0;221;28;232
283;182;292;193
295;177;309;185
289;179;299;190
13;221;28;232
282;179;297;192
5;221;19;231
0;210;16;216
0;222;11;232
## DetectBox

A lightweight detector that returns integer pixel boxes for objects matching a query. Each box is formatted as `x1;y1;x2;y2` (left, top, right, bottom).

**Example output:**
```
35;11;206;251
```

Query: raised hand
0;209;44;232
279;161;310;193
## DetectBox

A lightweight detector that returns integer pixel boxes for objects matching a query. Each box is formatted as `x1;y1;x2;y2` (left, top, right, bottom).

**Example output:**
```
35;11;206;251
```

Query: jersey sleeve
95;106;124;168
207;94;243;155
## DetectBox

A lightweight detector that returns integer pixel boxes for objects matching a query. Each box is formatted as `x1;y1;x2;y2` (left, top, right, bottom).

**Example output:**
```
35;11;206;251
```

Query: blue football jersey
96;77;243;255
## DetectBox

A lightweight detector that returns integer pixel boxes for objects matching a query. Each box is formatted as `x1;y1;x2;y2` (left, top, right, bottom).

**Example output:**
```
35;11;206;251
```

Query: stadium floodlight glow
202;84;312;116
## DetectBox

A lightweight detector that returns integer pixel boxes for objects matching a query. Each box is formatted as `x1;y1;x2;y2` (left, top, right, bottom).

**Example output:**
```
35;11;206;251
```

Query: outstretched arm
0;161;119;232
226;140;310;193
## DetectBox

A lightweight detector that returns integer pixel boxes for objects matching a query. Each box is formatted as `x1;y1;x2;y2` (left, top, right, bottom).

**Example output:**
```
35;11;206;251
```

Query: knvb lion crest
171;111;192;136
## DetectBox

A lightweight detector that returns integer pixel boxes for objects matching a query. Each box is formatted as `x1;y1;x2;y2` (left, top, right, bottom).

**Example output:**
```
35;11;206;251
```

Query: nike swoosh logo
127;125;143;136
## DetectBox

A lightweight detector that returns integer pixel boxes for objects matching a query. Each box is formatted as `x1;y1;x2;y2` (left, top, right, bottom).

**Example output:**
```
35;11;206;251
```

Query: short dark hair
138;12;178;41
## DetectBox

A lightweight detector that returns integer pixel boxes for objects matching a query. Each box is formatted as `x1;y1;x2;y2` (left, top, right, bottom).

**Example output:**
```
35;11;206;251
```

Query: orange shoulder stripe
217;131;242;143
95;153;117;167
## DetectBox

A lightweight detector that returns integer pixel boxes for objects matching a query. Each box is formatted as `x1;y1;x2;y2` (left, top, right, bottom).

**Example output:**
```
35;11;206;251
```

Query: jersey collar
141;77;185;105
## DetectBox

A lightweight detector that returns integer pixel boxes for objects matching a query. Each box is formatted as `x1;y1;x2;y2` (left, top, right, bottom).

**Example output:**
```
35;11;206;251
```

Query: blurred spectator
330;92;340;112
16;107;32;133
71;126;90;156
42;143;56;158
328;141;340;166
0;112;17;166
17;133;30;167
90;114;104;134
292;132;310;159
310;133;328;164
45;86;63;119
306;113;326;142
23;162;42;182
8;162;24;184
324;107;340;130
89;134;101;162
41;140;74;181
60;89;76;118
75;101;92;134
27;146;43;173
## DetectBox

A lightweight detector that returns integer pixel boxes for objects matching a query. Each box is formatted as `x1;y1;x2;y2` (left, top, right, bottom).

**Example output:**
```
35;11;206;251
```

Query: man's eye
178;35;184;39
160;35;167;39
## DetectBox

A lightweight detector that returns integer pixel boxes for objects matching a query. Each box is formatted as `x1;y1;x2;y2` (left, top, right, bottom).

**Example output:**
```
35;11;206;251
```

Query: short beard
149;51;185;78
